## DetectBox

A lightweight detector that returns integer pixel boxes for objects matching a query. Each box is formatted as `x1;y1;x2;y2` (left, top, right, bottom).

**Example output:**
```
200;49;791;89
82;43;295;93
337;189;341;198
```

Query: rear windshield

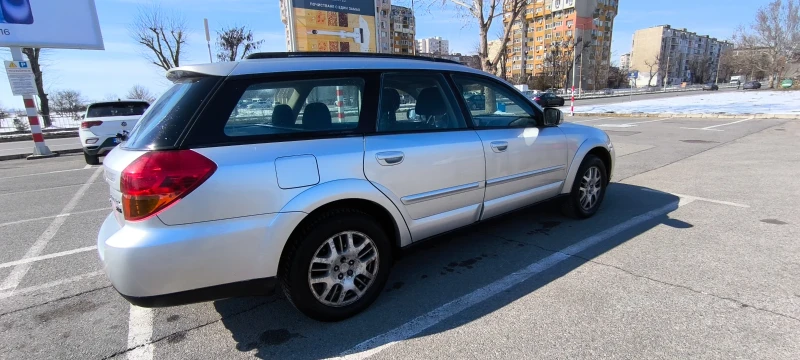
86;102;150;118
122;77;220;150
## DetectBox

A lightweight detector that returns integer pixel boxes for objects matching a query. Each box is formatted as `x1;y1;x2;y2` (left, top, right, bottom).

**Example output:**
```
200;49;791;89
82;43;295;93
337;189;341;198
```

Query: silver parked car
97;53;615;321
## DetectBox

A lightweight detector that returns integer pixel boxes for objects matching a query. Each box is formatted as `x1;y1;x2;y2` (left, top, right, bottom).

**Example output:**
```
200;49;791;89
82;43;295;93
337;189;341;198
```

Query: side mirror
543;108;563;126
406;109;416;120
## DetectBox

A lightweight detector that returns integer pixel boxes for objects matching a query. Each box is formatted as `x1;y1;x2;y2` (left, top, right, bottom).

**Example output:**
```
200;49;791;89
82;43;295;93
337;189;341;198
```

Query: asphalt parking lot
1;115;798;359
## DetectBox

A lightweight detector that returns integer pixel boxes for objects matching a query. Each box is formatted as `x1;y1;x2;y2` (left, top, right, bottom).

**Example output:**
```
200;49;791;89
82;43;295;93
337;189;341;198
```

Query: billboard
287;0;376;53
0;0;104;50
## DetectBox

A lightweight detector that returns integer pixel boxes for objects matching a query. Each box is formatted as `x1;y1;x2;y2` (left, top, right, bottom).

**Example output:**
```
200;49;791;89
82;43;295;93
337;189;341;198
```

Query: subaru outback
97;53;615;321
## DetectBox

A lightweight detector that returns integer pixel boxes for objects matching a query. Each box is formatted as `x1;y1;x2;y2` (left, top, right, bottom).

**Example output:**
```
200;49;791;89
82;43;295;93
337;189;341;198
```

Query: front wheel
83;151;100;165
562;155;607;219
280;209;392;321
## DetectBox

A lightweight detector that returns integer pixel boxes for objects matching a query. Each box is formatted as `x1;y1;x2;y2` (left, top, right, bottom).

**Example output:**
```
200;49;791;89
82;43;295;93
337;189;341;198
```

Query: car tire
84;151;100;165
562;154;608;219
280;209;392;322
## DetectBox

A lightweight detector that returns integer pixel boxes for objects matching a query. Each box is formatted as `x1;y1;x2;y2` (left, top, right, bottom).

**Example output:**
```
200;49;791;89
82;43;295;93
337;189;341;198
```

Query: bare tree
21;48;52;127
688;55;713;83
126;85;157;103
130;3;188;71
541;37;587;90
734;0;800;87
51;89;87;120
216;25;264;62
643;54;662;87
606;66;628;88
717;48;735;82
433;0;527;74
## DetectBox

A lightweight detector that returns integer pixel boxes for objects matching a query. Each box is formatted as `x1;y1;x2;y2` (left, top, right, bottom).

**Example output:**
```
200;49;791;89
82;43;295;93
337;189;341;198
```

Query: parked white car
78;100;150;164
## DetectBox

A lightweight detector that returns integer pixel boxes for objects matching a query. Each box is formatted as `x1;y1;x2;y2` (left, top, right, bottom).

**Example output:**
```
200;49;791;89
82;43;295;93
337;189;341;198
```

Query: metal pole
663;52;670;92
714;52;722;84
571;42;577;116
204;18;213;63
578;51;583;98
10;47;54;158
410;0;415;56
335;86;344;123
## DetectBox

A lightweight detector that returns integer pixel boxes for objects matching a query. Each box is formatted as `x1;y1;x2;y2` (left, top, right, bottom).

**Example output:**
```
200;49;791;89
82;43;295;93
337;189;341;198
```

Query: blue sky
0;0;772;110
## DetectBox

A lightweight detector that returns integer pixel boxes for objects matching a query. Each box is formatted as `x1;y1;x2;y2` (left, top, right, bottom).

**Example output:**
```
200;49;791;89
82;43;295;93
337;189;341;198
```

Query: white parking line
0;270;103;299
642;188;749;208
0;246;97;269
331;200;682;360
0;183;84;197
0;144;77;153
681;117;755;131
0;167;93;181
0;167;102;292
572;117;612;123
127;306;155;360
0;208;108;228
597;118;669;128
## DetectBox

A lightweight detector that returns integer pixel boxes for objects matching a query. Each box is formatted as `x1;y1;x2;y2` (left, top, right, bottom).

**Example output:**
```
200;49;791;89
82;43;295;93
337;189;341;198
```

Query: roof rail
245;52;463;65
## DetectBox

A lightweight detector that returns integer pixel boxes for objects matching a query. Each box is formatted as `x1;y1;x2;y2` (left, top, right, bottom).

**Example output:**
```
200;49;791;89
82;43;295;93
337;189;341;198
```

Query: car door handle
376;151;404;166
490;141;508;153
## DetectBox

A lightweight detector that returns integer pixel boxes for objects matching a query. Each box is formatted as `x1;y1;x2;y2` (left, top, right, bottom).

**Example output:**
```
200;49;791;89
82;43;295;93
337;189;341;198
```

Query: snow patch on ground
576;91;800;115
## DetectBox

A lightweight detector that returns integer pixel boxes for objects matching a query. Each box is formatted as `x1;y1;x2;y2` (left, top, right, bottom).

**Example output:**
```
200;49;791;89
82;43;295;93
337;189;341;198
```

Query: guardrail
557;84;738;100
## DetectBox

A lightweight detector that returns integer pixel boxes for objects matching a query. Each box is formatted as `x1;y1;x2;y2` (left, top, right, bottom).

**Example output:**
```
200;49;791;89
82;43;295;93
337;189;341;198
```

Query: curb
572;113;800;119
0;131;79;143
0;148;83;162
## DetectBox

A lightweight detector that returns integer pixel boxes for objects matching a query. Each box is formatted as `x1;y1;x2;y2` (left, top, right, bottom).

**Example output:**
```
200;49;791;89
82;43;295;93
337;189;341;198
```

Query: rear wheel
280;209;392;321
83;151;100;165
562;155;607;219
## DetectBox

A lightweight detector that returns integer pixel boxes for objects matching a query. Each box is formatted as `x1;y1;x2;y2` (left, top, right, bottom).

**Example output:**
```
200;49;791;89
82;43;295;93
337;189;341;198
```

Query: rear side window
224;78;363;137
123;77;220;150
86;102;149;118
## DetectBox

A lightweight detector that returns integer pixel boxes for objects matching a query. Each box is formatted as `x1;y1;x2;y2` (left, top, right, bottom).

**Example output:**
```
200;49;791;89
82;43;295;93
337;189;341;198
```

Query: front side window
452;74;538;128
224;78;362;137
378;73;467;133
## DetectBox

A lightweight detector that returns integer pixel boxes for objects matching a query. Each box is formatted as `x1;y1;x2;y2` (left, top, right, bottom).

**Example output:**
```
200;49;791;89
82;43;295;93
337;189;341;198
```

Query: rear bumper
97;211;304;305
83;137;119;156
118;277;277;308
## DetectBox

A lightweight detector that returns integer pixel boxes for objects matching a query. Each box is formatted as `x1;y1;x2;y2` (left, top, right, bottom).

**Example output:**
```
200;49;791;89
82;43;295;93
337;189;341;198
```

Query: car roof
88;100;149;106
167;54;496;82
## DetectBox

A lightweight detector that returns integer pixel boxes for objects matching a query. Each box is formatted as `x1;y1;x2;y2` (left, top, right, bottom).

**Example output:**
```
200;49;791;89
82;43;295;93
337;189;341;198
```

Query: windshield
86;102;149;118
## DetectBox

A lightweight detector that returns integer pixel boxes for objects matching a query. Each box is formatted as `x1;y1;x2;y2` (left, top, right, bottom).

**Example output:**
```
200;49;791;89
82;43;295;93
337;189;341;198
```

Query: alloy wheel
579;166;603;211
307;231;379;307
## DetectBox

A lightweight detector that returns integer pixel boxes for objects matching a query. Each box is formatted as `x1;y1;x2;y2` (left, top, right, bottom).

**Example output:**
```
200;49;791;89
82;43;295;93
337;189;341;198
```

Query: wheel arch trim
561;139;614;194
279;179;413;248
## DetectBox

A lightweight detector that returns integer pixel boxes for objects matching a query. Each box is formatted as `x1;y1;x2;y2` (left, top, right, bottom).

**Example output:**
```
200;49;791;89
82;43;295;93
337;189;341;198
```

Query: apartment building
417;37;450;55
504;0;618;89
619;53;631;71
390;5;416;54
629;25;733;87
377;0;392;53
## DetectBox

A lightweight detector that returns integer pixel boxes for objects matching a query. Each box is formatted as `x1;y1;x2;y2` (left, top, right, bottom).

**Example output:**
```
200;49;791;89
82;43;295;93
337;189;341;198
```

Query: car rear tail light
121;150;217;221
534;97;540;101
81;121;103;128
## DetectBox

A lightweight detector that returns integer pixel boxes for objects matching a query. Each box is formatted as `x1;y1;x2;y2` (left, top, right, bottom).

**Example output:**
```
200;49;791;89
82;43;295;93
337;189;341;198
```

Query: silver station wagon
97;53;615;321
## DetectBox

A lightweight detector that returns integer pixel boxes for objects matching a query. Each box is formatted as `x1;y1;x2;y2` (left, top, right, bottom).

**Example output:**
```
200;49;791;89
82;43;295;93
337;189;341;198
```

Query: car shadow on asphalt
212;183;685;359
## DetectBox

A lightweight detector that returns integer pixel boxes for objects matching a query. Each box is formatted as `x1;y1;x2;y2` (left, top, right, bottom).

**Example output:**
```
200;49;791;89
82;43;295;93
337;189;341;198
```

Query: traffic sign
4;60;37;96
628;71;639;79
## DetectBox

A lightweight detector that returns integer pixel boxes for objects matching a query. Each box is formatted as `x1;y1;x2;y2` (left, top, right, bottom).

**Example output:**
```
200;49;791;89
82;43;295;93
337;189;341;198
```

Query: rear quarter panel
157;137;367;225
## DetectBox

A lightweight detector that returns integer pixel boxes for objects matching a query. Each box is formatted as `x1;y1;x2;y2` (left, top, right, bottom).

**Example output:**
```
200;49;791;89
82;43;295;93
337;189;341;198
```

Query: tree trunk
479;26;490;73
22;48;51;128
